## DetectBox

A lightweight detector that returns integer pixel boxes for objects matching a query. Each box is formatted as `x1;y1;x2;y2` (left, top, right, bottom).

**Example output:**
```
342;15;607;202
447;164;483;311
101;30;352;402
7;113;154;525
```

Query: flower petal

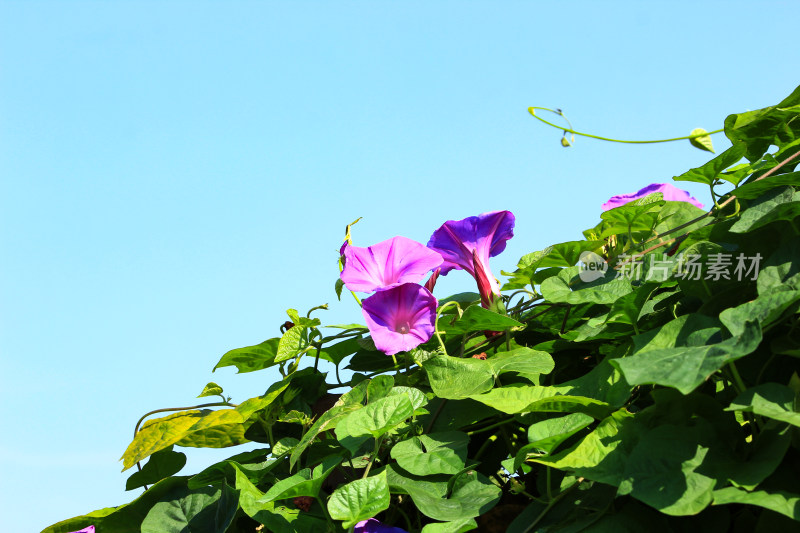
355;518;408;533
341;236;443;293
427;211;515;277
601;183;704;211
361;283;437;356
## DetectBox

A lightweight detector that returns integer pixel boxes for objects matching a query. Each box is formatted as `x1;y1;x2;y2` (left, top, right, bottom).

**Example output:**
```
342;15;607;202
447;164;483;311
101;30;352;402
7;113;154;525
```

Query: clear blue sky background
1;2;797;531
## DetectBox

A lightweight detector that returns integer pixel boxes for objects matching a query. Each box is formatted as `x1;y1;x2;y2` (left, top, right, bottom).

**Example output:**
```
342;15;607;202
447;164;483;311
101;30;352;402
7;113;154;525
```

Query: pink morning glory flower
427;210;515;306
340;236;443;293
355;518;408;533
601;183;704;211
361;283;437;355
68;527;95;533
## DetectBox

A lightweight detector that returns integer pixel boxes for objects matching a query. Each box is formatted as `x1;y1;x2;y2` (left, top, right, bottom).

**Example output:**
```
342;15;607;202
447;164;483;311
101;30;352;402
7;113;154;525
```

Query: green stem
728;361;747;394
528;107;723;144
434;301;462;356
316;496;335;531
362;435;384;479
756;354;776;385
133;402;236;437
426;398;448;433
474;433;498;461
466;416;516;436
546;467;553;501
396;505;413;533
522;477;585;533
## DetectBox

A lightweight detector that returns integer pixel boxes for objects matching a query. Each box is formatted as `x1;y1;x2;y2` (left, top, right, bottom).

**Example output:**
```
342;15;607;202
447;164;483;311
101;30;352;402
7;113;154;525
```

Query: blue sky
1;1;797;530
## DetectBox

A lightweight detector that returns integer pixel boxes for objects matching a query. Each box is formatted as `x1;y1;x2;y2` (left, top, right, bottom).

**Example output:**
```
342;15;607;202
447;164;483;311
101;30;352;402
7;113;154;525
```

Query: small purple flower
427;211;515;306
361;283;437;355
341;236;443;293
355;518;408;533
68;527;95;533
601;183;704;211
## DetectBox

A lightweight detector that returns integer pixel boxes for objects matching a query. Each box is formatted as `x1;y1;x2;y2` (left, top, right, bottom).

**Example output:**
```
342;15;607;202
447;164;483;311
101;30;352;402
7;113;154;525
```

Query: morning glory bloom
361;283;437;355
355;518;408;533
67;527;95;533
427;210;515;306
601;183;704;211
341;236;443;293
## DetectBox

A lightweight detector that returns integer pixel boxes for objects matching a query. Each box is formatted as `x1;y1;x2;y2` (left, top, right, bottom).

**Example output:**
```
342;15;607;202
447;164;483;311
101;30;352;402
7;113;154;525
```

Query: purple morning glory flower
68;527;95;533
427;211;515;306
341;236;443;293
361;283;437;355
601;183;704;211
355;518;408;533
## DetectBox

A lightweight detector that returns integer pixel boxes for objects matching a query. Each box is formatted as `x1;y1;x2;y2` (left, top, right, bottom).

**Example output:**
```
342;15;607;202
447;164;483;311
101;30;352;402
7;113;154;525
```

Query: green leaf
188;454;277;489
689;128;715;153
727;383;800;428
673;142;747;185
420;518;478;533
386;385;429;412
125;446;186;490
724;85;800;162
502;241;605;290
730;187;800;233
469;384;613;419
327;472;391;529
758;236;800;293
713;486;800;521
258;455;341;503
235;375;295;419
398;469;501;522
367;375;394;403
336;393;414;440
605;282;659;326
719;290;800;336
272;437;300;456
531;410;641;487
290;403;361;469
335;277;345;300
487;347;555;378
140;482;238;533
727;422;792;490
541;266;633;305
197;382;224;398
390;431;469;476
235;465;328;531
439;305;523;335
121;408;247;470
213;338;279;373
612;317;762;395
731;171;800;200
423;355;495;399
318;337;362;365
422;348;556;400
617;424;716;516
469;358;630;418
527;413;594;454
599;200;664;239
277;324;305;363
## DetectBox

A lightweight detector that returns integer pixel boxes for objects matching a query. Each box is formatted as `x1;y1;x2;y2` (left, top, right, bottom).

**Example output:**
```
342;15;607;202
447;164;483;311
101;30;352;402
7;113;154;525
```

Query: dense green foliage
45;86;800;533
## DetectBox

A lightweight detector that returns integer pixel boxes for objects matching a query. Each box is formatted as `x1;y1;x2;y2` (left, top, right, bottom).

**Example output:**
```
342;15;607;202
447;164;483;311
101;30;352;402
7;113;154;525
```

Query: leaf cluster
44;86;800;533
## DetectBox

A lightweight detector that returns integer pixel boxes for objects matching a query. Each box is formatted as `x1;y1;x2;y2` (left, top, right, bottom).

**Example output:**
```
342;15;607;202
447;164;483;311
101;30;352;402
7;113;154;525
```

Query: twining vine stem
528;106;724;144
